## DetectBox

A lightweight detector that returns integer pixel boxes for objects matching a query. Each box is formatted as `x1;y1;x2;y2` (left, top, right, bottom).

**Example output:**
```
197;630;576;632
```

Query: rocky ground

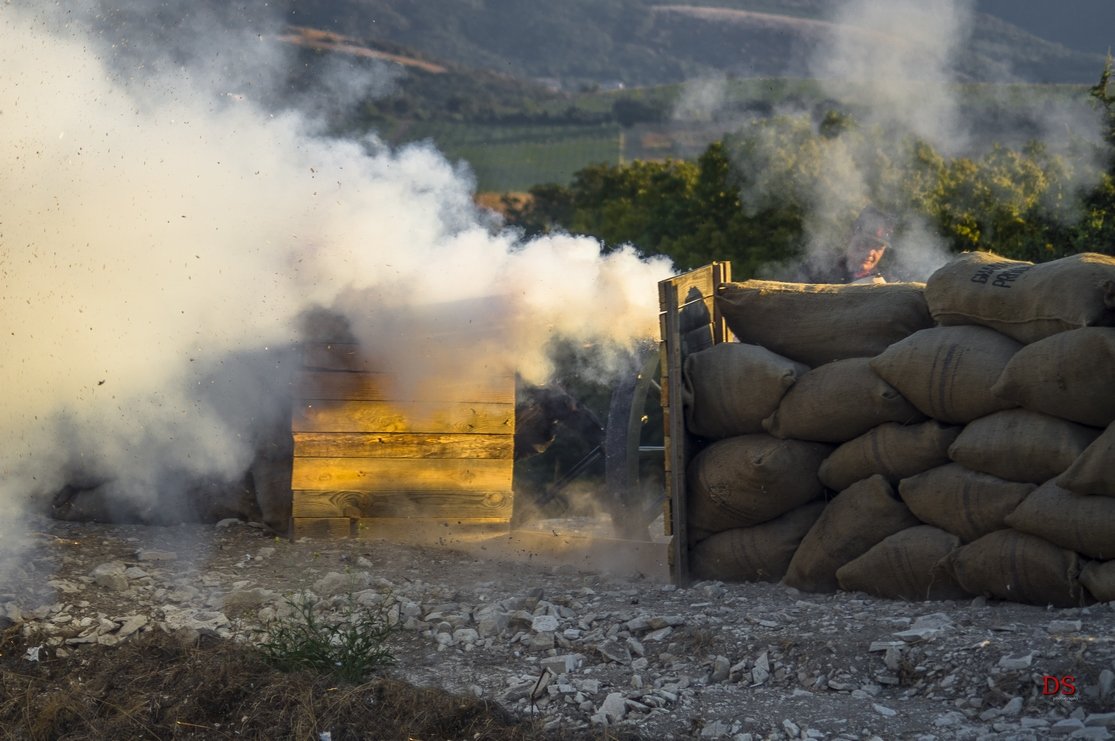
2;514;1114;740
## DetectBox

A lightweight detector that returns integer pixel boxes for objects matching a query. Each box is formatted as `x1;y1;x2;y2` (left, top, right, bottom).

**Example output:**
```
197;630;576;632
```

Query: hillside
282;0;1109;87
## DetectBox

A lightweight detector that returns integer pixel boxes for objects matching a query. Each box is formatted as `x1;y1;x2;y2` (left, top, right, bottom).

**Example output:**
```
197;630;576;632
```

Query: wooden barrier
290;340;516;539
658;261;732;584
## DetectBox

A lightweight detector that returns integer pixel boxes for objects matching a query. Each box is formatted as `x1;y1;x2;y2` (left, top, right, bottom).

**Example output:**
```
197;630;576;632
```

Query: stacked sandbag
836;526;969;601
1057;421;1115;497
924;251;1115;343
947;409;1100;485
870;325;1022;424
819;421;960;492
898;464;1034;543
680;253;1114;606
1080;561;1115;603
942;530;1087;608
1005;481;1115;561
914;253;1115;606
683;342;809;439
686;435;831;543
783;476;920;592
990;328;1115;427
763;358;925;442
690;502;826;583
716;280;933;366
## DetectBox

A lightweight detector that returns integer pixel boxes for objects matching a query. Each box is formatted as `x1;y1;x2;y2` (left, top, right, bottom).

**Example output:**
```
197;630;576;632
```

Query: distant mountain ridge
279;0;1110;87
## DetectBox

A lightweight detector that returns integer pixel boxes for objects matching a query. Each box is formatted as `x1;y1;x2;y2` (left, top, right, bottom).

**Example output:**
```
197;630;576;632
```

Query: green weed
258;591;396;683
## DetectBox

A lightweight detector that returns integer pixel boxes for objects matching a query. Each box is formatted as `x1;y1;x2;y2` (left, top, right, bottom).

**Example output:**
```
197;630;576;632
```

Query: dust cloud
0;2;673;566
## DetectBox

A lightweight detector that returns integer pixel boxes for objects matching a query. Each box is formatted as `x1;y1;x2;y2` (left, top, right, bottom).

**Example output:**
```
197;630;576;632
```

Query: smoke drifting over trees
0;4;671;557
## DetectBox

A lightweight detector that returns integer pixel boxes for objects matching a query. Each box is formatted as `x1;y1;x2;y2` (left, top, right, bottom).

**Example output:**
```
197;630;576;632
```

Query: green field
370;80;1093;193
384;122;625;192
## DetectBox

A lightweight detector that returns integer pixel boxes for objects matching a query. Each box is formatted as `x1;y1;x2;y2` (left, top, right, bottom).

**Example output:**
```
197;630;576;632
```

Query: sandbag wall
682;251;1115;607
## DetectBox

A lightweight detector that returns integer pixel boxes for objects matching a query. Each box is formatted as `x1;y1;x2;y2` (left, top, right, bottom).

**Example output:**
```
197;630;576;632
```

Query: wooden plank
711;261;733;343
658;264;717;312
290;457;513;493
298;370;514;404
291;400;514;434
290;517;354;539
353;518;511;540
292;489;513;519
293;432;512;459
655;262;731;583
661;277;690;586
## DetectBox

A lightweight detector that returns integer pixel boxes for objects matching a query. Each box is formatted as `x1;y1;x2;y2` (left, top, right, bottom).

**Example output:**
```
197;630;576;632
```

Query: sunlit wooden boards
290;341;516;539
657;261;731;585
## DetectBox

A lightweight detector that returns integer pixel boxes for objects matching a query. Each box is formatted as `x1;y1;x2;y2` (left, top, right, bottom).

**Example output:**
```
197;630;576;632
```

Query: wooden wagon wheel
603;347;665;541
604;283;718;540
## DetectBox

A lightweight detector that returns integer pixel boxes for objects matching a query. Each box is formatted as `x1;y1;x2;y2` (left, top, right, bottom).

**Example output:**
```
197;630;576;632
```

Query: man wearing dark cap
842;205;896;284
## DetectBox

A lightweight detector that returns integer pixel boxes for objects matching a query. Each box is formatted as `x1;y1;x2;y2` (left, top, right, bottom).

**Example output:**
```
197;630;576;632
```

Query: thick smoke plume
732;0;1109;281
0;3;672;561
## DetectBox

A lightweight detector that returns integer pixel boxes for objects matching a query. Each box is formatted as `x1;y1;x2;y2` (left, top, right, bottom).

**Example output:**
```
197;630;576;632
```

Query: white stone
1086;713;1115;728
598;692;627;723
873;704;897;717
531;614;560;633
998;651;1034;670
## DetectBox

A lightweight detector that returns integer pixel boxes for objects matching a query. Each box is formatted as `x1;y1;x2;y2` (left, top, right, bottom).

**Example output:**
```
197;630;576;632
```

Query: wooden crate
290;341;516;539
658;261;732;584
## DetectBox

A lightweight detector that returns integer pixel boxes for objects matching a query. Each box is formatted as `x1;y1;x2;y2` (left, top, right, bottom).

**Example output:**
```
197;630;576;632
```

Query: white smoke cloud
673;76;729;123
0;2;673;560
745;0;1108;281
811;0;975;153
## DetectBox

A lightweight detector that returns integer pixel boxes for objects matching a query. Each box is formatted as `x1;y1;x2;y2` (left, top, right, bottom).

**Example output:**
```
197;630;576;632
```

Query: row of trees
504;62;1115;278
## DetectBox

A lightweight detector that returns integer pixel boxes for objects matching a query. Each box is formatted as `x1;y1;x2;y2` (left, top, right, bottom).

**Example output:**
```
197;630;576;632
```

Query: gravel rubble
2;516;1114;740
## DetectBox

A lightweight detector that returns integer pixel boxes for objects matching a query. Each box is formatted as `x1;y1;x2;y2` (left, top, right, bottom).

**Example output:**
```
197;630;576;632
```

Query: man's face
845;235;887;277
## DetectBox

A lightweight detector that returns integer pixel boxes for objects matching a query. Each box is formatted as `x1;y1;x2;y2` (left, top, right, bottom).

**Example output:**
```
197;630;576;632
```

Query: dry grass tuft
0;630;553;740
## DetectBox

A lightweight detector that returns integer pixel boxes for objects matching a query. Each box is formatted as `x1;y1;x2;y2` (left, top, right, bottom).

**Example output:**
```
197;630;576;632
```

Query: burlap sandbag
783;476;921;593
990;328;1115;427
1057;421;1115;497
683;342;809;440
943;530;1086;607
687;435;831;536
1080;561;1115;603
836;526;969;601
1004;481;1115;561
870;326;1021;424
898;463;1034;543
763;358;925;443
819;421;961;492
690;502;826;583
924;251;1115;344
716;280;932;367
948;409;1101;484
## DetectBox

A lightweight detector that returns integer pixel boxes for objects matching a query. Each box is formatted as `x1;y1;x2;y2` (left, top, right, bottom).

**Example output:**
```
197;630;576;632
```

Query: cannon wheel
603;348;665;541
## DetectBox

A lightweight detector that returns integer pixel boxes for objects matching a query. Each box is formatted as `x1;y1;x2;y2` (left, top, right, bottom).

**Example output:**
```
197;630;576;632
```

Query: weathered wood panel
292;489;513;519
290;517;354;539
291;457;512;493
657;260;730;585
299;370;514;404
292;319;516;537
292;400;514;435
293;432;513;460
